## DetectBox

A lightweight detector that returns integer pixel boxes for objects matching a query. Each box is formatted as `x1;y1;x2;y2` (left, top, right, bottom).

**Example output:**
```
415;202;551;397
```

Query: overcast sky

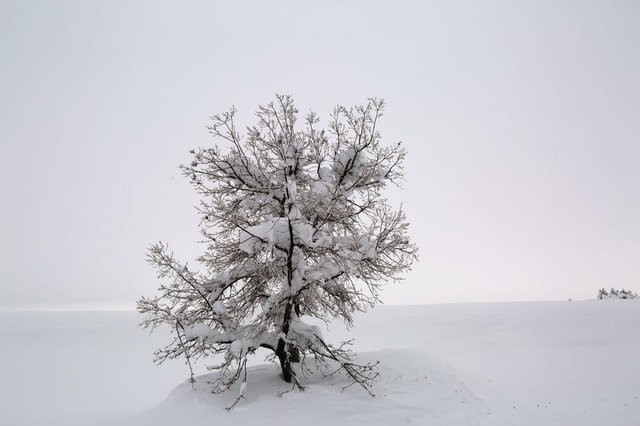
1;0;639;310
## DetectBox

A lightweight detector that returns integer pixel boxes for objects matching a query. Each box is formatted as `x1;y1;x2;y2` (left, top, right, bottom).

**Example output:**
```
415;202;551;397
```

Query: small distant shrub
597;288;639;300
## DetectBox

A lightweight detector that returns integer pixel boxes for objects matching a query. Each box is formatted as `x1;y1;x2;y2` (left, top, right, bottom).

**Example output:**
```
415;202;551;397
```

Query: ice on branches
138;95;418;402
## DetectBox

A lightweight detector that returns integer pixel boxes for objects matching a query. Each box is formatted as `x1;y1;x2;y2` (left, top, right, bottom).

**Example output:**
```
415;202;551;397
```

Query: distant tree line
597;288;639;300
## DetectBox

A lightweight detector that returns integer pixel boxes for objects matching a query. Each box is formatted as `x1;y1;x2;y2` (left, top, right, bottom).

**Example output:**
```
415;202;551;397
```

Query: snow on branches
138;95;417;403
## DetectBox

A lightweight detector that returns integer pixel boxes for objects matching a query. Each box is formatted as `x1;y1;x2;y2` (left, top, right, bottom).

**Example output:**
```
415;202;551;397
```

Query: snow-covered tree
598;288;639;300
138;95;417;401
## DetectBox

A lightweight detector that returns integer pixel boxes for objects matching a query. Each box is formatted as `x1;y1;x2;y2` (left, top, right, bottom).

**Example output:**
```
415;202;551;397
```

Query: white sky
1;0;639;310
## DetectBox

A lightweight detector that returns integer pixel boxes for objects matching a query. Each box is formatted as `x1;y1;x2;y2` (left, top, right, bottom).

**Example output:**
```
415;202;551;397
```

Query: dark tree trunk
275;313;300;383
276;338;295;382
276;298;301;382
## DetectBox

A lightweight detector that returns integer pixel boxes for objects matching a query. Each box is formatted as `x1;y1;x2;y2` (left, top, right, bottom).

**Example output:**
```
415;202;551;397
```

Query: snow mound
137;349;488;426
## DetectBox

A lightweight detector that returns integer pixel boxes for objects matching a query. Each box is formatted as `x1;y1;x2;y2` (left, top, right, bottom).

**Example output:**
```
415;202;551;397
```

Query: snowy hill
1;300;639;425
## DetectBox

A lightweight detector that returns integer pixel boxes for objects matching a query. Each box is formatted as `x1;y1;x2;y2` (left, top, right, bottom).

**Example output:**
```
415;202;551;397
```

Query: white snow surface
1;300;639;425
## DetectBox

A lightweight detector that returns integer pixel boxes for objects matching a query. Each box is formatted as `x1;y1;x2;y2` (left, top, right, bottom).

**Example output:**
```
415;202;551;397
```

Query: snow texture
1;300;639;425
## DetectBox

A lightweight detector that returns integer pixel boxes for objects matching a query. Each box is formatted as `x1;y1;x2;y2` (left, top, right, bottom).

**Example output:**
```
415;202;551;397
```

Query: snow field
1;300;638;425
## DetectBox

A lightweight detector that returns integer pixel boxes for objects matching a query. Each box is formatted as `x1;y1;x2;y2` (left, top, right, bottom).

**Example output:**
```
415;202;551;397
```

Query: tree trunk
277;300;300;382
276;338;294;382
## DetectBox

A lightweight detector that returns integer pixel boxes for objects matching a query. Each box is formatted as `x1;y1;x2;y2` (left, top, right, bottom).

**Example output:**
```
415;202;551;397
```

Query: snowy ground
1;300;638;425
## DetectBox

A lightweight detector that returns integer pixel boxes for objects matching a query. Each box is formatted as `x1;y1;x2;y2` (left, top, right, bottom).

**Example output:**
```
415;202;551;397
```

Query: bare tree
138;95;417;402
